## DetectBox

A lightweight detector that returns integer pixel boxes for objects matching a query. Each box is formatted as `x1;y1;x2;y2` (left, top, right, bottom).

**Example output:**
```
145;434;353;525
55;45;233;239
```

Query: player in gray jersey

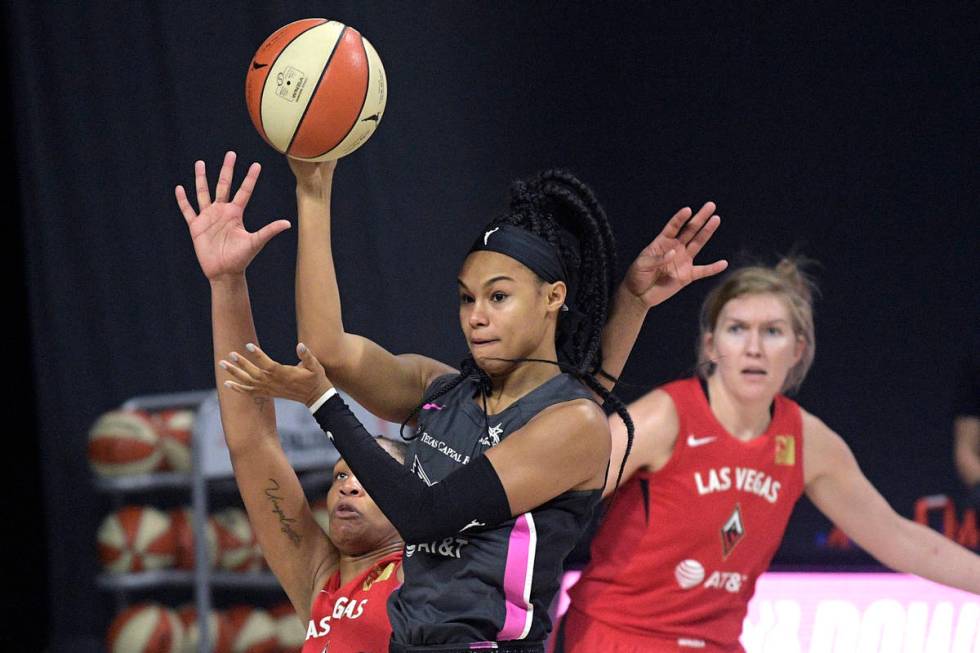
219;157;726;652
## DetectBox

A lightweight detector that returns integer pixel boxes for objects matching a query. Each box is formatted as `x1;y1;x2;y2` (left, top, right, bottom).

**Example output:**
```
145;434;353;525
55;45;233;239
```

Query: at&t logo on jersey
305;596;369;639
674;559;747;594
405;536;468;559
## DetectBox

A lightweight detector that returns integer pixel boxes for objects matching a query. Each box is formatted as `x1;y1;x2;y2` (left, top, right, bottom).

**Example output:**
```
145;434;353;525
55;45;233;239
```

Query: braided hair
401;169;635;490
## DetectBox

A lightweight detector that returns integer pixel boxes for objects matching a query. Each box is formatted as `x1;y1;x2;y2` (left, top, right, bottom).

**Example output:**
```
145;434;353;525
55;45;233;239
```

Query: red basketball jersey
567;378;805;651
302;551;402;653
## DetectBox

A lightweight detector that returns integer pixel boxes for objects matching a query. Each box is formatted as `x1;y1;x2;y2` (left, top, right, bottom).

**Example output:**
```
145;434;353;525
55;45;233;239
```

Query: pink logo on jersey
423;402;445;411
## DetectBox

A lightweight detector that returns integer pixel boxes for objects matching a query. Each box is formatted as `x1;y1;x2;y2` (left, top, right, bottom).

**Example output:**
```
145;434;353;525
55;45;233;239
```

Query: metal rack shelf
96;570;282;591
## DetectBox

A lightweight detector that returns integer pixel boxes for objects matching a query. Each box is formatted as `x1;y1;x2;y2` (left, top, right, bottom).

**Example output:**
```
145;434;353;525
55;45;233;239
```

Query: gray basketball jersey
387;372;602;646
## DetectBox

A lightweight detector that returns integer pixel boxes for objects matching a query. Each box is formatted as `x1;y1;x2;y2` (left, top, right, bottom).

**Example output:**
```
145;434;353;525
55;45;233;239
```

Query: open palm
624;202;728;308
175;151;291;280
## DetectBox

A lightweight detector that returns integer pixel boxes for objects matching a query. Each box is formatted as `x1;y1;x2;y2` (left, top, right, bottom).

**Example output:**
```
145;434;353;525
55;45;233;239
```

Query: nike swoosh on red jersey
687;434;717;447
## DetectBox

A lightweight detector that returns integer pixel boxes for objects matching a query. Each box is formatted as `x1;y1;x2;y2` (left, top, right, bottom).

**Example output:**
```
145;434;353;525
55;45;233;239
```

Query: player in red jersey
555;259;980;653
177;152;405;653
302;450;405;653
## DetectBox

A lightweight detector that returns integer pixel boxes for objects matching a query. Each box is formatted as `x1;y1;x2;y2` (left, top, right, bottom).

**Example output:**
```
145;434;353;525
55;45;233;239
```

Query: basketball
177;605;232;653
97;505;177;573
245;18;387;161
88;409;162;477
224;606;278;653
152;409;195;472
106;603;184;653
269;603;305;653
213;508;264;572
169;507;219;570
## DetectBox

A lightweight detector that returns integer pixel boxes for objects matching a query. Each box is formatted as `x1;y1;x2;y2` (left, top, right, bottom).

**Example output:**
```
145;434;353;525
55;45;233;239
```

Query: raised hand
623;202;728;309
221;342;334;408
175;151;291;280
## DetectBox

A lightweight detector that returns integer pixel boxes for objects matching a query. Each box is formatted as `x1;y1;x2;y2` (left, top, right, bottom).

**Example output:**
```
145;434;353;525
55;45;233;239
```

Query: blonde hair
697;258;818;393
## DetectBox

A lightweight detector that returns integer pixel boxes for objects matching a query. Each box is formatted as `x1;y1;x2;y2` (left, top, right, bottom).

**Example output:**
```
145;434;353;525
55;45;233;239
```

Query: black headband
468;225;566;283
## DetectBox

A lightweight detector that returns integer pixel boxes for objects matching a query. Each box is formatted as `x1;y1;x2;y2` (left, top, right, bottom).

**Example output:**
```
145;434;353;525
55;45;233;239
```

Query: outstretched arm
599;202;727;391
289;159;454;423
222;343;609;542
803;412;980;594
177;152;336;620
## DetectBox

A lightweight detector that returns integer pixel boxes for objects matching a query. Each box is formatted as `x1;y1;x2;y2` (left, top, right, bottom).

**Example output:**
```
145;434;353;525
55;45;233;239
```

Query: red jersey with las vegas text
567;378;805;651
302;551;402;653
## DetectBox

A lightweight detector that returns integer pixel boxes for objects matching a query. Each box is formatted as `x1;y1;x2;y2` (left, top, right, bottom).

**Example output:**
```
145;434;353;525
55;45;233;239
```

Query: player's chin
472;353;515;376
329;521;364;545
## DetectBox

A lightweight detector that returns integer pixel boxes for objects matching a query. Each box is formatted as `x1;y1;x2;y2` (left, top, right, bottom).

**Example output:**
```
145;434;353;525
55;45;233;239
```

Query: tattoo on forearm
253;396;269;412
264;478;302;546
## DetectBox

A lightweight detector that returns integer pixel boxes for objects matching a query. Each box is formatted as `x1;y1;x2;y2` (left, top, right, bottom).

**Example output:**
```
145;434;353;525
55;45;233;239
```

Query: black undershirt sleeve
312;394;513;542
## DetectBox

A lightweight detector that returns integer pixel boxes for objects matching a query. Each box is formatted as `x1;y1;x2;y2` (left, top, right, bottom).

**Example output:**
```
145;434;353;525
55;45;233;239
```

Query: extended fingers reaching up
176;151;290;280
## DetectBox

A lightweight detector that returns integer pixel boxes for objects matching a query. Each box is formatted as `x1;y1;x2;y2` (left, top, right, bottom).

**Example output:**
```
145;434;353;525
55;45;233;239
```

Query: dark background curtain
5;2;977;650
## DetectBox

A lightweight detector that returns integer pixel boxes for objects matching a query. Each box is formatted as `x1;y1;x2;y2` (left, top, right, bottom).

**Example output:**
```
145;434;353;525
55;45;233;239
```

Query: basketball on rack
225;605;278;653
152;408;195;472
106;603;184;653
213;507;264;572
169;507;219;570
270;602;305;653
177;604;233;653
97;505;177;573
88;409;162;477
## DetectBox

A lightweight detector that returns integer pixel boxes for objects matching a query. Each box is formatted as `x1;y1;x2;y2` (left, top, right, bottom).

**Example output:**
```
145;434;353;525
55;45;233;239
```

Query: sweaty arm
311;392;607;541
804;412;980;594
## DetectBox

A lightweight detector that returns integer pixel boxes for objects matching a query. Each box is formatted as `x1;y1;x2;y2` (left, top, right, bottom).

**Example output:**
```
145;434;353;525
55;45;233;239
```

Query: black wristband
313;394;512;542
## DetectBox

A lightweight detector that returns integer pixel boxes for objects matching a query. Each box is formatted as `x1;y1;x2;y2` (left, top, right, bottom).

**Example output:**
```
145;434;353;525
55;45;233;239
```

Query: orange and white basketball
88;410;162;476
169;507;219;570
106;603;183;653
98;505;177;573
245;19;387;161
213;508;264;572
269;603;304;653
177;604;233;653
225;606;278;653
152;409;195;472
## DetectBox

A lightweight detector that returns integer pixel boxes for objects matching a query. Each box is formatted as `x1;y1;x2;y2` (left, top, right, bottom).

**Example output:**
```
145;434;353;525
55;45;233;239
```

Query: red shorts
549;606;742;653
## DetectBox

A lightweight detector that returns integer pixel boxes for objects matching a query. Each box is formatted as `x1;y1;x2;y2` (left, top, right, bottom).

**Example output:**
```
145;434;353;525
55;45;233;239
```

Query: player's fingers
658;207;692;240
174;186;197;224
232;162;262;209
691;259;729;281
214;151;236;203
253;220;291;250
195;160;212;210
219;357;259;383
243;342;279;371
677;201;715;244
224;380;256;394
687;215;721;257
